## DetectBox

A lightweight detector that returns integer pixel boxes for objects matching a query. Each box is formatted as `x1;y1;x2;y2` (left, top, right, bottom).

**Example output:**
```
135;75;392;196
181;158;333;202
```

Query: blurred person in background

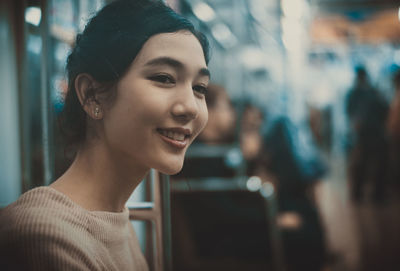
235;102;328;271
0;0;210;269
238;103;281;191
346;66;389;203
197;83;236;145
239;103;265;176
260;116;327;271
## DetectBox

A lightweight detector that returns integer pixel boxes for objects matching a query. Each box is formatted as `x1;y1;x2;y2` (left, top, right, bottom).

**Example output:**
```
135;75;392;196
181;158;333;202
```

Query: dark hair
60;0;210;151
355;65;368;81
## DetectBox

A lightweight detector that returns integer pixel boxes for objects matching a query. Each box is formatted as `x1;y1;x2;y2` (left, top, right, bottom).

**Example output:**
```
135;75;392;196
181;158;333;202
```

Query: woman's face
102;31;209;174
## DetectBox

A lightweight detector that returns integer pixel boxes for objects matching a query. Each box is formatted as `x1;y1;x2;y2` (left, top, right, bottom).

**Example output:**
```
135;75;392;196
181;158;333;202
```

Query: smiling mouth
156;128;192;149
156;128;191;141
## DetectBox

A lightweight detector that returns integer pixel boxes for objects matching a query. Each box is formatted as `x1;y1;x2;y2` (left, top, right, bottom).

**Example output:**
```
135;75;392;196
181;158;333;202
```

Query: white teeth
174;133;185;141
160;130;185;141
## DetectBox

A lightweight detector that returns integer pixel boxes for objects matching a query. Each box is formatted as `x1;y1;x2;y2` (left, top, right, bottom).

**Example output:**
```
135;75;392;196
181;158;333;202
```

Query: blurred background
1;0;400;270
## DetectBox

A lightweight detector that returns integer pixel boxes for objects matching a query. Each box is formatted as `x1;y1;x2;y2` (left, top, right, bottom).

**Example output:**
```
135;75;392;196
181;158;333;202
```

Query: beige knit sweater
0;187;149;271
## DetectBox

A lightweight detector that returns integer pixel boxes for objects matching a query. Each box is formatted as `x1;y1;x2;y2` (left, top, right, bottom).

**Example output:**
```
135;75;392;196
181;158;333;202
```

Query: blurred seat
171;144;284;271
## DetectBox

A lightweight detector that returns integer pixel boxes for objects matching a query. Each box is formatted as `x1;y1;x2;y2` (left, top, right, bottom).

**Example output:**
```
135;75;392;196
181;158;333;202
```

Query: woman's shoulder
0;187;100;270
0;186;88;237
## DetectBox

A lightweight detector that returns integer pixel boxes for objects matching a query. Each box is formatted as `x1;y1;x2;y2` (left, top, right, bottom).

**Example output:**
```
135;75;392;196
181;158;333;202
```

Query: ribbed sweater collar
20;186;130;227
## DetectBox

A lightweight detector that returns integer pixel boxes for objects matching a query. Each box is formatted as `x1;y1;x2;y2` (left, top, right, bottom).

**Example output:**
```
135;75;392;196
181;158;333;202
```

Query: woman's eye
149;74;175;84
193;85;208;96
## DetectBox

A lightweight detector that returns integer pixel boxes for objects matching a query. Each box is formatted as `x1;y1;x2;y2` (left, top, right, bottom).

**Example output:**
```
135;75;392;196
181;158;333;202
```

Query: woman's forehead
133;31;207;68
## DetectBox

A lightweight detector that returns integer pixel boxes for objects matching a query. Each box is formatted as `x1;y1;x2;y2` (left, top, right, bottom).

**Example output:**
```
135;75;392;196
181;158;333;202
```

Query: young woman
0;0;210;270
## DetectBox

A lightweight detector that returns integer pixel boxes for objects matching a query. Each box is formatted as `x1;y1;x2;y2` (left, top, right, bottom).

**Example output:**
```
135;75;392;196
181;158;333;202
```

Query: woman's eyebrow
144;56;210;78
145;56;183;69
199;68;210;79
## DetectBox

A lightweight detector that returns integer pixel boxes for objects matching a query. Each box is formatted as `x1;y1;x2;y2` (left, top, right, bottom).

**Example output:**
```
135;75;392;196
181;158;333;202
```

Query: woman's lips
157;128;190;149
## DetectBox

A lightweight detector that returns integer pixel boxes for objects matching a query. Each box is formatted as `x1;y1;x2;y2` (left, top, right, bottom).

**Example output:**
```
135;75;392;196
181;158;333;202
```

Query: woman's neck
51;141;149;212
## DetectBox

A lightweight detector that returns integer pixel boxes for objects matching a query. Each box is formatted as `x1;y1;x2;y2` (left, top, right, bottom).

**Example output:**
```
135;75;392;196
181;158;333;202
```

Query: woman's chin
156;163;184;176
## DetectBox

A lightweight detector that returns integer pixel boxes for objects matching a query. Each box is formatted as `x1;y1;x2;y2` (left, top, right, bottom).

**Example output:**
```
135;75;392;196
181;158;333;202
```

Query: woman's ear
75;73;103;119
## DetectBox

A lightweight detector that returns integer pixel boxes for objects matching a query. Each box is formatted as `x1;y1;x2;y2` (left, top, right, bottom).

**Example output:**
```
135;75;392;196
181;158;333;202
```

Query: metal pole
39;0;54;186
160;173;172;271
14;0;30;192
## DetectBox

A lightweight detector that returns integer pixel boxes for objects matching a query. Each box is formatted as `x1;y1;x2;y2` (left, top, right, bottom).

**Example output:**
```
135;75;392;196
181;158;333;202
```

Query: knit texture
0;187;149;271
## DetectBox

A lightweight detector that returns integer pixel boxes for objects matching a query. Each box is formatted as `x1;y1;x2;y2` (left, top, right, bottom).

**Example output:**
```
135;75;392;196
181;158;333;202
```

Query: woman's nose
171;87;199;122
